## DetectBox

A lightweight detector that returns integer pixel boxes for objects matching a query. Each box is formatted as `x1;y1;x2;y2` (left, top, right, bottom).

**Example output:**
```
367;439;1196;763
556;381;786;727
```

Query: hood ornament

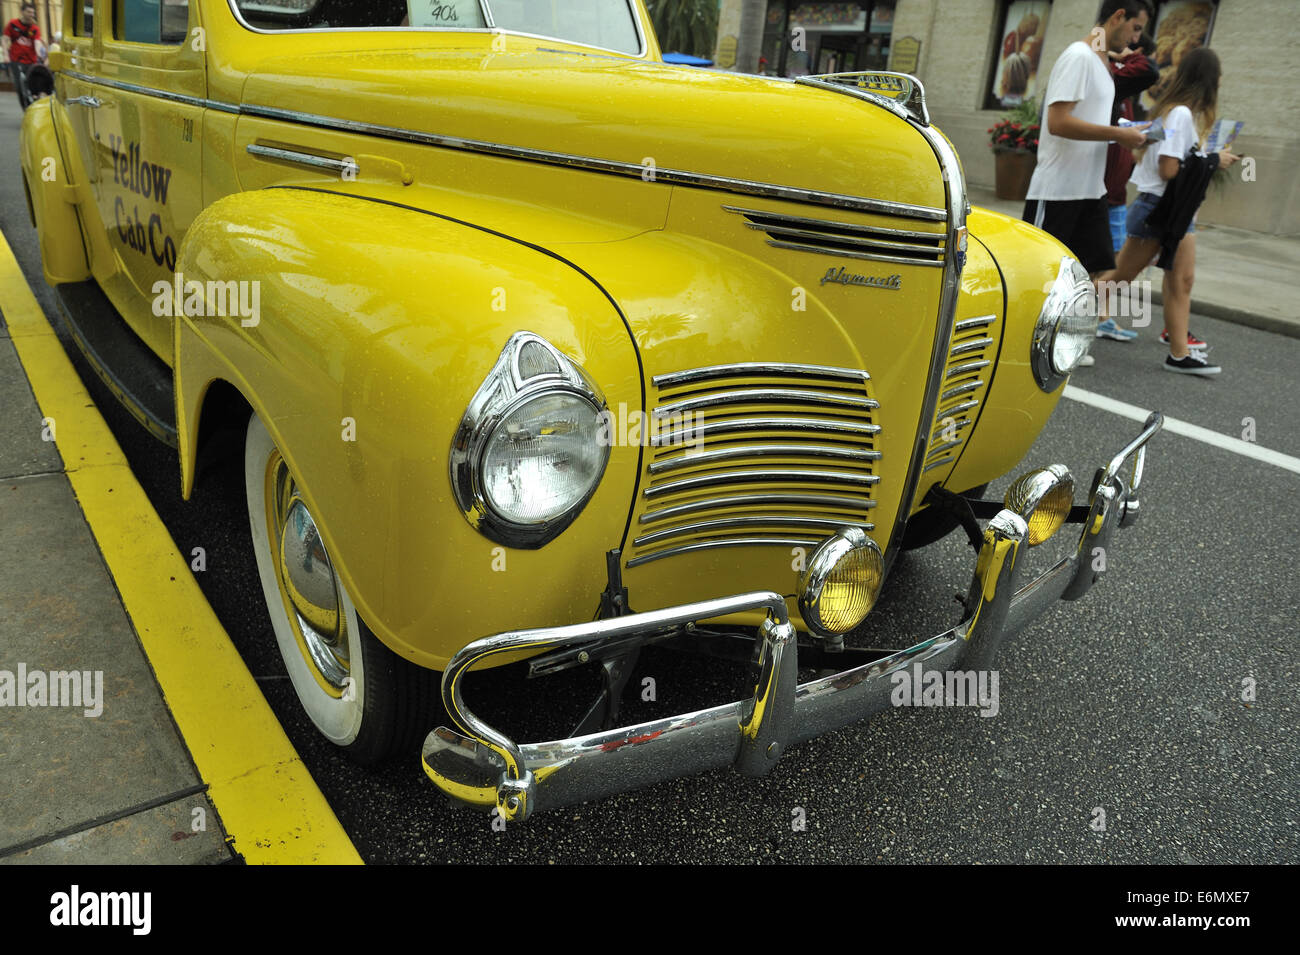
796;71;930;127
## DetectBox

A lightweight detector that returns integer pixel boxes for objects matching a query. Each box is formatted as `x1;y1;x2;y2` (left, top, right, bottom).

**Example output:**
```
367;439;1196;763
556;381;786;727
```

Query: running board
55;281;178;447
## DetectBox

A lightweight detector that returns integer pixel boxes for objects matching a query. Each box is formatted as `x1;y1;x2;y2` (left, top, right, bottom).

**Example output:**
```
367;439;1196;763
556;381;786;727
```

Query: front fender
943;207;1071;496
174;187;642;669
19;98;92;285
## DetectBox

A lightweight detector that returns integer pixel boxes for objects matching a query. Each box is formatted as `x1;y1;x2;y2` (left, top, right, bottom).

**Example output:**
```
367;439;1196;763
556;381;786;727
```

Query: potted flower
989;98;1040;201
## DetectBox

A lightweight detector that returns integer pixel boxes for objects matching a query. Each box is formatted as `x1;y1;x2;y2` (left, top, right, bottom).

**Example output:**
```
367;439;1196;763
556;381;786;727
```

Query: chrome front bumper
422;413;1162;821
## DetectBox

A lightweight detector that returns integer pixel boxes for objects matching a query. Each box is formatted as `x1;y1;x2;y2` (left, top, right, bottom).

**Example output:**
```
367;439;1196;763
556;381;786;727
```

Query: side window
118;0;188;44
75;1;95;36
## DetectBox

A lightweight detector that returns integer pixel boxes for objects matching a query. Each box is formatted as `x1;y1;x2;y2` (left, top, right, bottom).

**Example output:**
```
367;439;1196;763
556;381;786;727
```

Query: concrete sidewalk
0;259;362;864
0;90;362;865
0;307;235;864
968;184;1300;339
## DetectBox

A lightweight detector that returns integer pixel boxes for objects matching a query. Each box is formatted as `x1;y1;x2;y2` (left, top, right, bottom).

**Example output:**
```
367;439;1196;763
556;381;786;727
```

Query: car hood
238;48;946;212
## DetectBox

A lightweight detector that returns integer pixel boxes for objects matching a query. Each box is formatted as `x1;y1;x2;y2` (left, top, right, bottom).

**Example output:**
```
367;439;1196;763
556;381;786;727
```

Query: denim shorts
1126;191;1196;240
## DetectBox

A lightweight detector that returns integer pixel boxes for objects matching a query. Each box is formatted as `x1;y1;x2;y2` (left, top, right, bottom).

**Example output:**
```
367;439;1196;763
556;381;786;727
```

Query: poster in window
1142;1;1217;110
869;2;894;35
989;1;1050;108
789;3;868;34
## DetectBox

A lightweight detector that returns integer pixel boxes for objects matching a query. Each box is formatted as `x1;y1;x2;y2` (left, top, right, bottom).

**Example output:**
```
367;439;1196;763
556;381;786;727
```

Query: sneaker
1163;348;1220;375
1097;318;1138;341
1160;329;1209;347
1079;354;1096;367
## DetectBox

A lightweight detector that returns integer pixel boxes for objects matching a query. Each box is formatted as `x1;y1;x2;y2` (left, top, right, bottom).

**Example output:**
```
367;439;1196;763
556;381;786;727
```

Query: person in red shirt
3;3;42;110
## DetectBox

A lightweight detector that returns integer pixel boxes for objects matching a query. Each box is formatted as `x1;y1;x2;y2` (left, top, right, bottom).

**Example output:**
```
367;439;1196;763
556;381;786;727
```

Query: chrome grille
628;363;880;568
923;314;996;474
725;206;945;268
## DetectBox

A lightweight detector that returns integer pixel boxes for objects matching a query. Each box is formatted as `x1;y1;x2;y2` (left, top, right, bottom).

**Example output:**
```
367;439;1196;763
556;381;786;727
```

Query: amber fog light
798;527;883;636
1003;464;1074;546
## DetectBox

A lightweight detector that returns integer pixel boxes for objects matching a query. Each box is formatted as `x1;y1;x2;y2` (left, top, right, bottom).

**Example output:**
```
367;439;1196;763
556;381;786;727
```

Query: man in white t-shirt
1024;0;1151;286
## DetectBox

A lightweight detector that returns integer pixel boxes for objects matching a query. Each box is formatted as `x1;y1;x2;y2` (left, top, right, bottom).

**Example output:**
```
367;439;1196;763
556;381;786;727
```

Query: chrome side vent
924;314;997;474
724;206;946;267
628;363;881;568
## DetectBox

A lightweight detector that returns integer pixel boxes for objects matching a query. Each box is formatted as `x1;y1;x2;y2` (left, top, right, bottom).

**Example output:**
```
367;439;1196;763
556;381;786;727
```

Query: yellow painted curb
1;236;362;865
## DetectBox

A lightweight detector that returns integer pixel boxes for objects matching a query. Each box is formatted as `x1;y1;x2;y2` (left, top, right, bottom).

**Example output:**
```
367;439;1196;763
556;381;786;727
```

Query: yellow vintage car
21;0;1160;822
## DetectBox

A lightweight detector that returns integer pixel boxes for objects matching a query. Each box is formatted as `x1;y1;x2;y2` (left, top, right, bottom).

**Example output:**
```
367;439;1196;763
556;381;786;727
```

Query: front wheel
244;413;435;764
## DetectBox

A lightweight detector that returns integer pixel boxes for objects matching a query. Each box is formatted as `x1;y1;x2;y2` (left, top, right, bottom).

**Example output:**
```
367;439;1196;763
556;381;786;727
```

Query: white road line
1063;385;1300;475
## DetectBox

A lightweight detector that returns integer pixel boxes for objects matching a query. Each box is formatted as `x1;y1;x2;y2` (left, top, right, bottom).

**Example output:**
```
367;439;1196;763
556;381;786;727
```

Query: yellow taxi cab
20;0;1161;822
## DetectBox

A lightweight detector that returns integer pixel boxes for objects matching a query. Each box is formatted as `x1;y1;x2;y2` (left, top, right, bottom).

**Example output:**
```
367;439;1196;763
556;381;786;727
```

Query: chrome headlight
450;332;610;548
1031;257;1095;392
798;527;884;636
1003;463;1074;546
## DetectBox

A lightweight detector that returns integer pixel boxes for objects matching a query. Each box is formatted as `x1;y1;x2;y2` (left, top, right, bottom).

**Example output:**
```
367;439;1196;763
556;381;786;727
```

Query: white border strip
1064;385;1300;475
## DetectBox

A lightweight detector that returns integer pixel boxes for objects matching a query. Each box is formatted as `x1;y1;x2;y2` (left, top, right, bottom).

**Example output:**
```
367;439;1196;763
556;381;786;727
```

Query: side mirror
47;48;69;72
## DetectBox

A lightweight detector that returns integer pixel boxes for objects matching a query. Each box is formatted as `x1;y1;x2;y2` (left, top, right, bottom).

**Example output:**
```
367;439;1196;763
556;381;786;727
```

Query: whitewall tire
244;413;434;764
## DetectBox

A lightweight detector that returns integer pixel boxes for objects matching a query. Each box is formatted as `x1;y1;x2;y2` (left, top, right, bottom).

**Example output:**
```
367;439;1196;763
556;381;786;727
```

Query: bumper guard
423;412;1162;821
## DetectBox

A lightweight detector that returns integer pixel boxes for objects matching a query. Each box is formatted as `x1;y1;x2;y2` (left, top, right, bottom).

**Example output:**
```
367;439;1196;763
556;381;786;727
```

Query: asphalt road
3;96;1296;864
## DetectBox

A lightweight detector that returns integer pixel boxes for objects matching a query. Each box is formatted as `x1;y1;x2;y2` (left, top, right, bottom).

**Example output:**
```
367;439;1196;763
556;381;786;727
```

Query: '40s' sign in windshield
407;2;486;27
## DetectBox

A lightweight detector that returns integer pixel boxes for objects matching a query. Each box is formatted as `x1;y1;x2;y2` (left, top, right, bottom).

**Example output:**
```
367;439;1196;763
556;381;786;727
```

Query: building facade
715;0;1298;234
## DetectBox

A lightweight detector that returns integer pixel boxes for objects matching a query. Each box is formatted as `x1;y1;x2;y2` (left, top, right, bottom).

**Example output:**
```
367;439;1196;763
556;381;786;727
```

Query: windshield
232;0;644;56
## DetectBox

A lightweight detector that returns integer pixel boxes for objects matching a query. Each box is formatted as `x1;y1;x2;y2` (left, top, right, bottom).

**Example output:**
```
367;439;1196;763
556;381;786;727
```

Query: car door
87;0;203;361
60;2;103;207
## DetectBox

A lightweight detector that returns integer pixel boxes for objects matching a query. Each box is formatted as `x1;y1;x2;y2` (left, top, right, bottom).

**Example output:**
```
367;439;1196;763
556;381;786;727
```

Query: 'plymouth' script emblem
820;267;902;290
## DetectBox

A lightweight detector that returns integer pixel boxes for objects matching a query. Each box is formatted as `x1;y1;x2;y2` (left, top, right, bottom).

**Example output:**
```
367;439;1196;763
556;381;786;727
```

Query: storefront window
1142;0;1217;111
758;1;894;78
985;0;1051;110
760;0;789;75
866;1;893;71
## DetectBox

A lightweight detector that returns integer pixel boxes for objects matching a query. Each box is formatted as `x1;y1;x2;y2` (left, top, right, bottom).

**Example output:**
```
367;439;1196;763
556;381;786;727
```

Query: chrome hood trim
795;71;930;126
787;75;967;560
238;100;949;220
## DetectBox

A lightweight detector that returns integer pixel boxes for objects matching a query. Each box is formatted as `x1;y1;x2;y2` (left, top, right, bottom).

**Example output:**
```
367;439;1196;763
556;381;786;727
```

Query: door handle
66;95;101;108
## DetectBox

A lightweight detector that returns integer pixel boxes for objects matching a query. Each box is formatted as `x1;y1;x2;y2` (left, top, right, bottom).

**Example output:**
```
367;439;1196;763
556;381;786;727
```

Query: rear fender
19;99;92;285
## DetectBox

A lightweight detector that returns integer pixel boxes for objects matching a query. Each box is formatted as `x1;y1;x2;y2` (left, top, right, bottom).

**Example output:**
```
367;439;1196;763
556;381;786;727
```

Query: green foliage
1003;97;1041;128
646;0;720;58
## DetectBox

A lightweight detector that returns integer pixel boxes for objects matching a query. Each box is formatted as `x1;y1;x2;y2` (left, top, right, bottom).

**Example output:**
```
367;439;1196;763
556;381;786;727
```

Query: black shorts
1023;197;1116;274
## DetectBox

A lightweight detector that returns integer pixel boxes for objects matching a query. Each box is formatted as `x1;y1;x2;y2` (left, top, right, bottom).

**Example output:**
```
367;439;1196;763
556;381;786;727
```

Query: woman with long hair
1096;46;1239;375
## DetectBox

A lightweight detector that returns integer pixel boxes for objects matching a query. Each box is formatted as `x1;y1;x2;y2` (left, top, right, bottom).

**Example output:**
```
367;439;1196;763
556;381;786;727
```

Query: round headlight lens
798;527;884;635
1033;258;1095;391
1050;287;1096;375
480;391;608;525
1003;464;1074;546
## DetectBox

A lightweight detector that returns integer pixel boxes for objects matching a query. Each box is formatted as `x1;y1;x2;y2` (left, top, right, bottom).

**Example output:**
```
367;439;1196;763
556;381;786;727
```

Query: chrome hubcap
271;462;350;690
